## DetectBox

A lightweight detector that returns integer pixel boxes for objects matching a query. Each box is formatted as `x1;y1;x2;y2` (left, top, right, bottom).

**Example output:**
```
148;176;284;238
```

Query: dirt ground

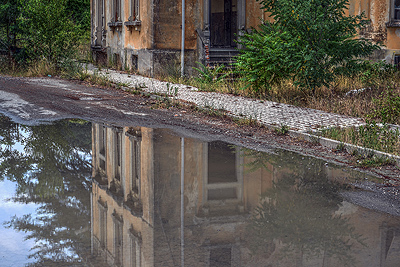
1;75;400;184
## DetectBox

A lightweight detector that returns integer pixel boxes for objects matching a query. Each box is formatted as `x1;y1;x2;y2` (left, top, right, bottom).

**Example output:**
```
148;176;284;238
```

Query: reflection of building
89;123;400;266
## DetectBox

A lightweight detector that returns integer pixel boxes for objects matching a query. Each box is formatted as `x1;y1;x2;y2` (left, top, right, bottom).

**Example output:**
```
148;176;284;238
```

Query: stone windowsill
124;20;142;28
386;20;400;28
108;21;123;29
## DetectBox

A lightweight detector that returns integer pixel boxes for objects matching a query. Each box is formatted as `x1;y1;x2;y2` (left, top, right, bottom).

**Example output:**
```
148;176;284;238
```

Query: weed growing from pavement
319;121;400;155
334;142;346;152
274;124;290;135
351;150;395;167
158;61;400;125
234;116;262;127
166;83;179;97
192;62;229;89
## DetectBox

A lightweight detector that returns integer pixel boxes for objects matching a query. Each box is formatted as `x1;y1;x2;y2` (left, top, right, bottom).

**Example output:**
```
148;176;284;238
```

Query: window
395;0;400;20
387;0;400;27
125;0;141;28
108;0;122;29
93;0;105;47
113;0;121;22
130;0;140;21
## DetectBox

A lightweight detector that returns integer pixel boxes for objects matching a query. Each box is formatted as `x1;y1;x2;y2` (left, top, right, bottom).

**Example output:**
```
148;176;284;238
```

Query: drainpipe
181;0;185;77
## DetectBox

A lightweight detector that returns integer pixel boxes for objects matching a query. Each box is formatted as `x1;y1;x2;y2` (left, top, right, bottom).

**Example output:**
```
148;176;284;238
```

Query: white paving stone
84;64;365;132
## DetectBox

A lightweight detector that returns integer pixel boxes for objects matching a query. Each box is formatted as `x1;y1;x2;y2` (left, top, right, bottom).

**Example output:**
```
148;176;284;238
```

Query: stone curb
288;130;400;167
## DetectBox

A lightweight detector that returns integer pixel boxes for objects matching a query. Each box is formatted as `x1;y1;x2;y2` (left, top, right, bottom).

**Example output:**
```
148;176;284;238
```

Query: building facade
91;0;400;77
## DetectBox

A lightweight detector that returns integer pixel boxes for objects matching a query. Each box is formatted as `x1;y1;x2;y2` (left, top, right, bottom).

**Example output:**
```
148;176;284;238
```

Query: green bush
235;0;379;95
0;0;88;71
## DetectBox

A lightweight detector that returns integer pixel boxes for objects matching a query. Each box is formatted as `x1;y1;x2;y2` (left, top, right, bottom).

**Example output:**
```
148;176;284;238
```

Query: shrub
235;0;379;95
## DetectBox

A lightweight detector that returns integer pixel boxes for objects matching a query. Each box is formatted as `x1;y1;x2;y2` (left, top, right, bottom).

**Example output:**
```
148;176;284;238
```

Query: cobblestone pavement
86;65;365;133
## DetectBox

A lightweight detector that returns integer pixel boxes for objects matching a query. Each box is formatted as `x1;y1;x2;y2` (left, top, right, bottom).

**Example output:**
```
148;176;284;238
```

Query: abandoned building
90;0;400;77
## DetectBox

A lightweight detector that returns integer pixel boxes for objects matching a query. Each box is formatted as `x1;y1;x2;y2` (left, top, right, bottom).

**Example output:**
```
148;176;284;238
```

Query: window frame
387;0;400;27
125;0;141;28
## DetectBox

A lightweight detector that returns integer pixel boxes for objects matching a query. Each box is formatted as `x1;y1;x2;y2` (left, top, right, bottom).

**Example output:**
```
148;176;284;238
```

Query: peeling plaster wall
348;0;400;62
93;0;400;76
92;0;268;76
246;0;264;28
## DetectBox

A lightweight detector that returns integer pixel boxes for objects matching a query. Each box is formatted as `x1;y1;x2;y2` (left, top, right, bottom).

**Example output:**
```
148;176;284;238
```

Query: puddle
0;117;400;266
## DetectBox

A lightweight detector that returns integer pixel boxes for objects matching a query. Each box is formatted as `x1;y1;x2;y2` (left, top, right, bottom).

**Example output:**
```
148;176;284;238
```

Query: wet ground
0;76;400;266
0;118;399;266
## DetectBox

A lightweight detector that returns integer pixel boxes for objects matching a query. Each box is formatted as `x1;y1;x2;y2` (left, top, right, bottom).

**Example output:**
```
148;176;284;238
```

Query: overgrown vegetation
235;0;379;94
319;121;400;155
0;0;90;74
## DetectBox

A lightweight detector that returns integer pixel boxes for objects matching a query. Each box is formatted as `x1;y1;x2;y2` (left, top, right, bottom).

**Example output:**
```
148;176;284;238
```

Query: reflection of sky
0;180;37;266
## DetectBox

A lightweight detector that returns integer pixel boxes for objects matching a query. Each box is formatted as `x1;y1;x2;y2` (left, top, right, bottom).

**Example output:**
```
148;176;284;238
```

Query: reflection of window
98;199;108;248
209;247;232;267
114;129;122;181
112;211;123;265
206;141;241;201
99;125;107;172
200;141;244;216
129;227;142;267
380;223;400;266
131;139;141;195
127;128;141;197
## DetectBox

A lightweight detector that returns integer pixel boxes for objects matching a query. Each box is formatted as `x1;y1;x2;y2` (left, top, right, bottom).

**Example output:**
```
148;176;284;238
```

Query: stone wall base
99;47;198;77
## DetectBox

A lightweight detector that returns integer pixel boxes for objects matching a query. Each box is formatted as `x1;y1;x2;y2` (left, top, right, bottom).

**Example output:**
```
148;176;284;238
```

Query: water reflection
90;123;400;267
2;118;400;266
0;117;92;266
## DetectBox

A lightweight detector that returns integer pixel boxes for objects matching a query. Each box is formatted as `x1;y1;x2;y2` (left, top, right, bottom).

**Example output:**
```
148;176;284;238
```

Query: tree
20;0;82;66
0;0;89;68
0;118;93;264
235;0;380;94
0;0;22;67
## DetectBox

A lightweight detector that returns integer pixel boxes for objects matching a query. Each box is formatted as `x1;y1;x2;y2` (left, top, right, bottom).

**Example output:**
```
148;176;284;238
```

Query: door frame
203;0;245;48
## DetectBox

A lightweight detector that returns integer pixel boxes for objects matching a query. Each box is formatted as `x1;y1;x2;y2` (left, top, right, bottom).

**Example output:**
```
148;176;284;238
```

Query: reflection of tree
244;148;364;266
0;117;92;266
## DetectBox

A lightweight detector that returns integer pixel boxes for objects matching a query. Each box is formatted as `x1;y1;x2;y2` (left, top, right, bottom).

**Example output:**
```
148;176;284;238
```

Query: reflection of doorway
210;0;237;47
201;141;244;215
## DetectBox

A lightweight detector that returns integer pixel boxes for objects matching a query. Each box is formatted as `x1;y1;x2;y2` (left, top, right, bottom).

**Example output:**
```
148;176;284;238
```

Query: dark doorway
210;0;237;48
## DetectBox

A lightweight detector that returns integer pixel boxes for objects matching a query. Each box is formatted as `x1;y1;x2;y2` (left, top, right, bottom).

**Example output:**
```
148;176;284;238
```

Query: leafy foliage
320;120;400;155
369;87;400;124
193;62;229;89
235;0;379;94
0;0;89;69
